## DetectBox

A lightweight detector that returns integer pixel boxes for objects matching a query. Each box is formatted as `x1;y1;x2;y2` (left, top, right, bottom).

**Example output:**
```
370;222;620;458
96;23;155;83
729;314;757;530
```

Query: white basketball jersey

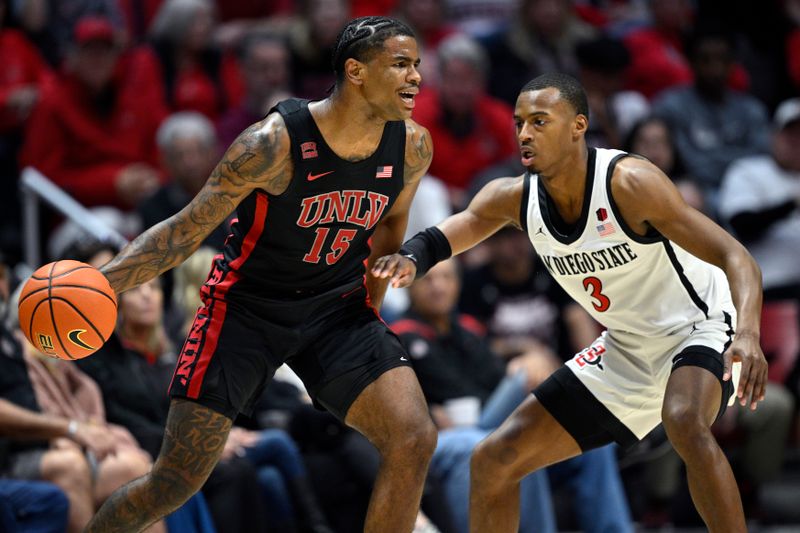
523;148;735;337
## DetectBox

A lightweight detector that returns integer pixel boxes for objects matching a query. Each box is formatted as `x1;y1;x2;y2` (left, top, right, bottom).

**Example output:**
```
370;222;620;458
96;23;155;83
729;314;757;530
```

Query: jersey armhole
605;154;664;245
519;172;531;233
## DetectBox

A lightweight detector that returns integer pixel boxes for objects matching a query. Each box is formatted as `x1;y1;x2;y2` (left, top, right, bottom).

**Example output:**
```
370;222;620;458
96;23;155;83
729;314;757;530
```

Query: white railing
20;167;129;267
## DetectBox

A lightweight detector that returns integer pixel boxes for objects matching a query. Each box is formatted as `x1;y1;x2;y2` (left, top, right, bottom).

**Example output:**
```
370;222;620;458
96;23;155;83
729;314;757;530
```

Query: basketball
18;260;117;360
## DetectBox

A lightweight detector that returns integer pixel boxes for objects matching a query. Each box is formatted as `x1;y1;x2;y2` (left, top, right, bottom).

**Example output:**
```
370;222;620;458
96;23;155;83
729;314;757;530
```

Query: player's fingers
722;348;734;381
752;366;768;409
737;356;754;406
372;255;399;278
391;271;415;288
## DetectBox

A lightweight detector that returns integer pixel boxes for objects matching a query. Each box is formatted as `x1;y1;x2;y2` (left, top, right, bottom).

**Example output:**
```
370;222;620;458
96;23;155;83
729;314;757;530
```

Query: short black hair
331;17;415;85
520;73;589;118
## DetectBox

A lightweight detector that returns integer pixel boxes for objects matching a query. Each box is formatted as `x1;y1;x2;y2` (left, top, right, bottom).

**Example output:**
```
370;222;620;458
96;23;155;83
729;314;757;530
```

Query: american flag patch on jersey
375;165;393;178
596;222;616;236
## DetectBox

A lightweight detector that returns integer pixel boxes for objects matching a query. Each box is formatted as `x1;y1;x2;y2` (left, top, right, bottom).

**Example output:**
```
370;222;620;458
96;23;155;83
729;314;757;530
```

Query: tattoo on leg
86;400;232;533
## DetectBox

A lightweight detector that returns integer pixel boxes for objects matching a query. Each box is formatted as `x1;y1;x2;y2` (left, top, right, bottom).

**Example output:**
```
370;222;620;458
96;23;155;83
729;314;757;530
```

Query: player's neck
310;93;389;160
538;146;589;222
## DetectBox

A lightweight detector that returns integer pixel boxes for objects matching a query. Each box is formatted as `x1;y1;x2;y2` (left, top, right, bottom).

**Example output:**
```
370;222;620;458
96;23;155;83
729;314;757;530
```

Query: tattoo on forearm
101;119;291;294
85;400;232;533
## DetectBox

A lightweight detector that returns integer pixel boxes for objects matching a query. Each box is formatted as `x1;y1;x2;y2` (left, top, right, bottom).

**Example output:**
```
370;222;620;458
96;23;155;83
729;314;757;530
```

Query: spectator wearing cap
19;15;168;209
216;31;292;148
46;0;124;60
412;34;516;205
719;98;800;310
653;26;770;216
575;34;649;149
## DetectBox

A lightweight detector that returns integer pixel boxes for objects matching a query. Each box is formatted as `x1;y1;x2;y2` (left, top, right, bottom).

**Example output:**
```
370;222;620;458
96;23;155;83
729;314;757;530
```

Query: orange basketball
18;260;117;360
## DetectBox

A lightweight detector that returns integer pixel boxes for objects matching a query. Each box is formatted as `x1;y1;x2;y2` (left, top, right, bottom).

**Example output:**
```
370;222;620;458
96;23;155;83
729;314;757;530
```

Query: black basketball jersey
217;98;407;297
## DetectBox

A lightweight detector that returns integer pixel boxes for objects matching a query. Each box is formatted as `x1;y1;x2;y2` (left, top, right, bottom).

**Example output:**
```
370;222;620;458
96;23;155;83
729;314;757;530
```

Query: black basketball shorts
168;278;412;421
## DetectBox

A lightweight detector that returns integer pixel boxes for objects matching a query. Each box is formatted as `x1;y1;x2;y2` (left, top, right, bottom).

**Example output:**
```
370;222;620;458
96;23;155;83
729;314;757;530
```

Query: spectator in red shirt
623;0;694;100
20;16;166;209
412;34;516;205
130;0;242;120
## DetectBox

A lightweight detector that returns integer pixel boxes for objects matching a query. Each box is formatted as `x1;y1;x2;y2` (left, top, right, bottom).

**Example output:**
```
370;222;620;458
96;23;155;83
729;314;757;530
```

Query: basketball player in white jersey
372;73;767;532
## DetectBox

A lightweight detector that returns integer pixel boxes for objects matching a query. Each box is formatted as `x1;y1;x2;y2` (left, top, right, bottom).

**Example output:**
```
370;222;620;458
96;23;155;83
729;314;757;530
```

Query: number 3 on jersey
304;228;357;265
583;276;611;312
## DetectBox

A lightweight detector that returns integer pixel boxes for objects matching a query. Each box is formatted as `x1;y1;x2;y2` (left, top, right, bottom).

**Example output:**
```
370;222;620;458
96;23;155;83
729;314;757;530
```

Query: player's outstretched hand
371;254;417;288
723;332;768;411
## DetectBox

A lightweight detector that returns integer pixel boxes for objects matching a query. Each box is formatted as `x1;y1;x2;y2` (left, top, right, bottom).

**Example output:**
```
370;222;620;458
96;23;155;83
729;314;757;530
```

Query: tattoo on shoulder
404;125;432;185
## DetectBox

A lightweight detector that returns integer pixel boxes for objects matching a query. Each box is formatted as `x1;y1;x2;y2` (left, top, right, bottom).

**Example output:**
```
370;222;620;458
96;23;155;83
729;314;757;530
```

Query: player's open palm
723;332;768;411
372;253;417;288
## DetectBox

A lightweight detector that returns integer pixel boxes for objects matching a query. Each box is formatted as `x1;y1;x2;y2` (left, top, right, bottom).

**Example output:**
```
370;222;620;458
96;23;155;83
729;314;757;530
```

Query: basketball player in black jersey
86;17;435;533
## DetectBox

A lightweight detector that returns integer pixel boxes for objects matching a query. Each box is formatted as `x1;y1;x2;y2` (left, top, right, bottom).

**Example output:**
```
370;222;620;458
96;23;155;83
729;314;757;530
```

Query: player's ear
573;113;588;140
344;58;366;86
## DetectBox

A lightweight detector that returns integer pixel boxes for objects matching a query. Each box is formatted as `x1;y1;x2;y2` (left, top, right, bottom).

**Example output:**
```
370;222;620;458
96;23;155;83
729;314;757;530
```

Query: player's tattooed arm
101;114;292;294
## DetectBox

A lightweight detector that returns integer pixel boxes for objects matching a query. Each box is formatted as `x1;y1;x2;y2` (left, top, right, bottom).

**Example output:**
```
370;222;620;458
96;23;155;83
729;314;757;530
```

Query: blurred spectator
624;116;706;212
444;0;517;36
653;26;770;216
719;98;800;314
575;34;649;149
623;0;694;99
287;0;350;99
479;0;596;105
20;15;166;209
45;0;124;59
139;112;229;250
77;276;267;533
0;478;68;533
0;0;54;262
0;267;163;531
8;0;59;66
132;0;242;120
393;258;633;533
217;31;292;147
395;0;459;85
117;0;164;43
413;34;516;203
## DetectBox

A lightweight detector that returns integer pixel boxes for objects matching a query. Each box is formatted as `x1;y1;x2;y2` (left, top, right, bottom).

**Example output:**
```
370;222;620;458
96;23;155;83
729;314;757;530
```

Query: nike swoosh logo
67;329;95;350
307;171;334;181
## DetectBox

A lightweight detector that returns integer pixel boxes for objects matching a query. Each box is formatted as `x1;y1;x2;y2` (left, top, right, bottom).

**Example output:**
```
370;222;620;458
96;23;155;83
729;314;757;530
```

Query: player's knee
471;432;518;485
662;402;713;452
381;416;437;463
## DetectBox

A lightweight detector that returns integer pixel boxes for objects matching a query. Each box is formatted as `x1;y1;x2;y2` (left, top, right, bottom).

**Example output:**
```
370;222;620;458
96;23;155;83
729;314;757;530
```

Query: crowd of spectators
1;0;799;531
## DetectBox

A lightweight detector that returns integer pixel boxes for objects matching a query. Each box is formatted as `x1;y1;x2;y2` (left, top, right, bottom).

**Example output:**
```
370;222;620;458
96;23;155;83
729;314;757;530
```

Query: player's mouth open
520;146;535;166
399;90;417;108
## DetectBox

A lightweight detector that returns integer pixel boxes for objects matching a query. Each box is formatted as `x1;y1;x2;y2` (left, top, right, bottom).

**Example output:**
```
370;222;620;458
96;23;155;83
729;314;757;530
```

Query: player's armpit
438;175;525;256
101;114;292;294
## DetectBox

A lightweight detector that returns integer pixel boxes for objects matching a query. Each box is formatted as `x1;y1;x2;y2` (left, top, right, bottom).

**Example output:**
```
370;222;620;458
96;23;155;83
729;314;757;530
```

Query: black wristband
398;227;452;279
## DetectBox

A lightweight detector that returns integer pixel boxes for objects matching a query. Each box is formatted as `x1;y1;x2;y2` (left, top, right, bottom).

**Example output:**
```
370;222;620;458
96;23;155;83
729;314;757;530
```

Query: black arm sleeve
729;201;796;243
